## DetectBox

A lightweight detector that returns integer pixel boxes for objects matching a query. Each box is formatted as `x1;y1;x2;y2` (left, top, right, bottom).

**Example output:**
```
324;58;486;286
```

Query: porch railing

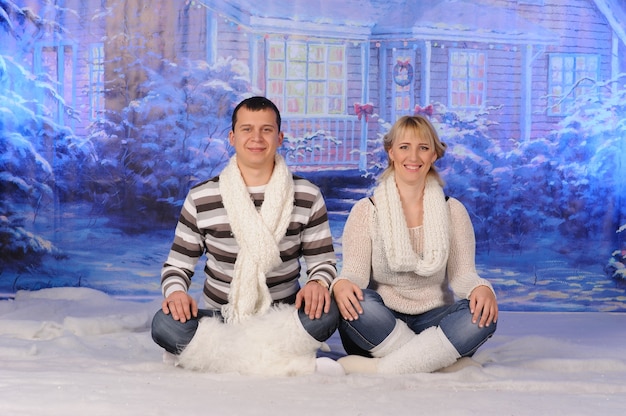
281;116;362;169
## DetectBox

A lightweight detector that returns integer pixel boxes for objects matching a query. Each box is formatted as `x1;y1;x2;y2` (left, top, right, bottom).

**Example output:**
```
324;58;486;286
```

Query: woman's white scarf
373;174;450;276
219;154;294;324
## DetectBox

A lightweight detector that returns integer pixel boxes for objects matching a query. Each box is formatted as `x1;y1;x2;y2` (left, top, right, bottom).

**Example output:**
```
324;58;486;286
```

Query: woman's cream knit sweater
336;196;495;315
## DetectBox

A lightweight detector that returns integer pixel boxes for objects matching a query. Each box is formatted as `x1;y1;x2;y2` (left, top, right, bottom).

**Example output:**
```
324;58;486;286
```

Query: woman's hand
333;279;364;321
469;285;498;328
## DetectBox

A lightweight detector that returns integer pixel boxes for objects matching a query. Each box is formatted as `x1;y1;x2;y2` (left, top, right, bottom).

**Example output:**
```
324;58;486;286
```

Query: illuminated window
449;49;486;109
34;41;76;126
548;54;599;115
88;43;105;121
267;40;346;115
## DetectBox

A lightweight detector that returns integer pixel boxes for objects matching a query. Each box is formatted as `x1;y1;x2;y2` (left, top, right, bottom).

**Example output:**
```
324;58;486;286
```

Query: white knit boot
377;326;461;374
338;319;414;374
339;324;461;374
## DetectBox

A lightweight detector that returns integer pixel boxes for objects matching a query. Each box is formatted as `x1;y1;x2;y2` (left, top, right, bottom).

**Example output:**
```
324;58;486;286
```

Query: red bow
396;59;411;69
414;104;434;117
354;103;374;121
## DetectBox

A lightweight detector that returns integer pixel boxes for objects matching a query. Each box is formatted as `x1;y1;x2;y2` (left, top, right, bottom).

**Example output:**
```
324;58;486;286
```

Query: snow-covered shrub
605;225;626;281
1;4;85;268
82;57;257;229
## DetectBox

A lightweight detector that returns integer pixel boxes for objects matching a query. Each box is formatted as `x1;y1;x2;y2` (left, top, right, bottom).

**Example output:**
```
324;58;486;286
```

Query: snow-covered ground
1;287;625;415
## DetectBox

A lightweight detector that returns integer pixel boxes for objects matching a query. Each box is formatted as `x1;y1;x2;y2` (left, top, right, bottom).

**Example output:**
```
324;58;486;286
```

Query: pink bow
396;59;411;69
414;104;434;117
354;103;374;121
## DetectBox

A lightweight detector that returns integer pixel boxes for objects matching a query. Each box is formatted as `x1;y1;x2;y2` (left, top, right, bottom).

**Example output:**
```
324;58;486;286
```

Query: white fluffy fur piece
176;305;321;376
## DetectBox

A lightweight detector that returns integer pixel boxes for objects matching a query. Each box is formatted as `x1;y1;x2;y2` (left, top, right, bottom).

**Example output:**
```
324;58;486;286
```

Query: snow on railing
281;115;361;168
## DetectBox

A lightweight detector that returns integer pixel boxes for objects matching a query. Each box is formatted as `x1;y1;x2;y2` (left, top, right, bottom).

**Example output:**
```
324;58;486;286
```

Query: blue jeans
151;299;340;354
339;289;496;357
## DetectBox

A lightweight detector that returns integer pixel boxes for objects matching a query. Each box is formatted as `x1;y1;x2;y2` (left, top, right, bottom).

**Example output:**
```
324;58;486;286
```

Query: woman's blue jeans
339;289;496;357
151;299;340;355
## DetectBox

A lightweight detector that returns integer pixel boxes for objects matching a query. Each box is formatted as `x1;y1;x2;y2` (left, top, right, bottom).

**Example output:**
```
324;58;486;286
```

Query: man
151;96;340;375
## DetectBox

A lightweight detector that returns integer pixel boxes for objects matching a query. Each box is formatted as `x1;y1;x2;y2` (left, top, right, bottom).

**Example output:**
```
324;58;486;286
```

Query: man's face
229;107;284;171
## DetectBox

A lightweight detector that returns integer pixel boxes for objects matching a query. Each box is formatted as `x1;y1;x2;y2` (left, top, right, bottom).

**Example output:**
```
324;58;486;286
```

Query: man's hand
162;291;198;323
468;285;498;328
295;280;331;320
332;279;363;321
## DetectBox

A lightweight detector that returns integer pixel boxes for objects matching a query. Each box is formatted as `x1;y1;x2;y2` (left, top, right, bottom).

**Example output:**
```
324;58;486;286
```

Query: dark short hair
231;96;282;132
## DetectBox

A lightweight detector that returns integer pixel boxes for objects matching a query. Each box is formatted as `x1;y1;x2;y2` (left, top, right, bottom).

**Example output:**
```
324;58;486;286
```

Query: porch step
297;169;374;214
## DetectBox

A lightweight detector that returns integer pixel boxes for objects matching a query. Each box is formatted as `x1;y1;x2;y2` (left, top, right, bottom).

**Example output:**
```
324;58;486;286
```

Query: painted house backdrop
1;0;625;311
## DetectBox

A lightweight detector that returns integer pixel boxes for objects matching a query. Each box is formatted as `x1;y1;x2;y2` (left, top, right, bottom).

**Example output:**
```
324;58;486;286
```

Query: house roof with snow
200;0;564;44
593;0;626;46
371;0;559;44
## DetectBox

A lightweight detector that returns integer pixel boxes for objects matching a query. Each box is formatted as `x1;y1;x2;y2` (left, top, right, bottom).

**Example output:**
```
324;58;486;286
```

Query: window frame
547;53;599;116
448;48;487;110
266;39;347;116
33;40;77;126
88;43;105;121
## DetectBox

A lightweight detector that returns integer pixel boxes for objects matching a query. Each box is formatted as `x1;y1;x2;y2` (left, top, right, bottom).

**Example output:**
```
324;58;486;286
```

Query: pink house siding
428;48;449;113
487;49;523;145
177;5;211;60
515;0;616;139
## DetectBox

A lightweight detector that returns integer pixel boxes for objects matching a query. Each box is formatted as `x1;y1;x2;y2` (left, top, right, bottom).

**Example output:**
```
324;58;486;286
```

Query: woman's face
388;128;437;186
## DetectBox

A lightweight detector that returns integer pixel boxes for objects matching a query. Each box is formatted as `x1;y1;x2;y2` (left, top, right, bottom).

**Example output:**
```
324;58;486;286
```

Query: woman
332;115;498;374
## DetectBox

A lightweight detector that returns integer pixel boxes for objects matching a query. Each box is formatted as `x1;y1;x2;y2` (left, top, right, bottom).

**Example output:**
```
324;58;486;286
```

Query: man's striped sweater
160;174;337;309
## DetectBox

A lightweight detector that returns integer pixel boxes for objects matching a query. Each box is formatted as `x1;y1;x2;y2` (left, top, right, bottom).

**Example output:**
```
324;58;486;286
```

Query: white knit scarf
219;154;294;324
373;174;450;276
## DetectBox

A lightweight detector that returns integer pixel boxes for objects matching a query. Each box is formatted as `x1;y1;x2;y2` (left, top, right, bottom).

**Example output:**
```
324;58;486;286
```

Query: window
548;54;599;115
88;43;105;121
267;40;346;115
449;49;486;109
34;41;76;126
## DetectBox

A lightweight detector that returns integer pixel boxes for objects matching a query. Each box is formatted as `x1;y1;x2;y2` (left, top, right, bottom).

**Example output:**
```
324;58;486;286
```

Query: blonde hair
380;115;447;185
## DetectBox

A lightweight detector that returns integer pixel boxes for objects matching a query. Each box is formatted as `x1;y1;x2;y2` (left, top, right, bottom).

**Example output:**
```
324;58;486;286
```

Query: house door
390;49;416;121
